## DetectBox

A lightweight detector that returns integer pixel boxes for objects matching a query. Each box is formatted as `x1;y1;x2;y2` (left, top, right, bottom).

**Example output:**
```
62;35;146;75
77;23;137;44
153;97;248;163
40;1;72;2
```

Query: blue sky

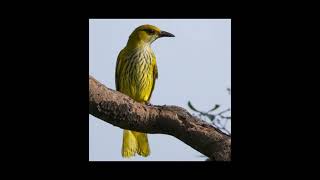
89;19;231;161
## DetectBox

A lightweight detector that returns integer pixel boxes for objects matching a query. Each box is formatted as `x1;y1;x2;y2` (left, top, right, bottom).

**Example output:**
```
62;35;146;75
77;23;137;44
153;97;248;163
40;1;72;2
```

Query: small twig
218;108;231;116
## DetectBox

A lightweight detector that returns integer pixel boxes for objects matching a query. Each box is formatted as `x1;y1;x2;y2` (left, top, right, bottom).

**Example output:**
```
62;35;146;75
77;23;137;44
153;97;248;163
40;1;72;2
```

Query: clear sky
89;19;231;161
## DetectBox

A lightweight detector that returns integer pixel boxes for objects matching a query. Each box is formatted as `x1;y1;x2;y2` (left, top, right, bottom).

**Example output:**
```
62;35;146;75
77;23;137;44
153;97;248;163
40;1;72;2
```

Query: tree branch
89;75;231;161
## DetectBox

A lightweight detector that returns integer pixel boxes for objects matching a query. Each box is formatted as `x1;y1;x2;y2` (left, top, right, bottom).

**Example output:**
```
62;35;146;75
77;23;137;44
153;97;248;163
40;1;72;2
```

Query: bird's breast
120;48;155;102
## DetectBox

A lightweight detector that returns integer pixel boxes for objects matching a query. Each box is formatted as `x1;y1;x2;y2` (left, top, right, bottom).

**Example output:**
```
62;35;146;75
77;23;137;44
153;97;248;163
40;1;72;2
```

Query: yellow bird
115;24;174;158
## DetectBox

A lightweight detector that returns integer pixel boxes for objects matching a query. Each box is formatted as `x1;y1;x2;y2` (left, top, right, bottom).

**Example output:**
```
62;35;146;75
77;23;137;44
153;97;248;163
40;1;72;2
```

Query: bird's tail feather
122;130;150;158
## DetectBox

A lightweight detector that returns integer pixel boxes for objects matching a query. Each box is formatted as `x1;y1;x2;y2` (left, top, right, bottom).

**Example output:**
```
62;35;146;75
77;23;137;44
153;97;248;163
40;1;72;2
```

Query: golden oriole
115;24;174;158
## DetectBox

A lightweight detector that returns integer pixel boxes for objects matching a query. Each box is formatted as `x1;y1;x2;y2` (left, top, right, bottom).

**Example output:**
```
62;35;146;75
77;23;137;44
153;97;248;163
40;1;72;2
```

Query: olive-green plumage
115;24;174;158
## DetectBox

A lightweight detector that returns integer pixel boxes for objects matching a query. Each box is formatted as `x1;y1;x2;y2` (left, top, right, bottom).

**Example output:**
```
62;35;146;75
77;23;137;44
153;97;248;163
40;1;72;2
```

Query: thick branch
89;75;231;161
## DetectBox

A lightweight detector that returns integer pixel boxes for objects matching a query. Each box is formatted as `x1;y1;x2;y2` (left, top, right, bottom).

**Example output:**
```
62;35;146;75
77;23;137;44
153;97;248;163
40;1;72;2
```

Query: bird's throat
126;36;151;50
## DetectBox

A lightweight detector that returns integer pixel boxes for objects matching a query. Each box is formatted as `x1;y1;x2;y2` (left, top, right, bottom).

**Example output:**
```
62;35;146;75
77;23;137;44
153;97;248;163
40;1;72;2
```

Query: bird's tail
122;130;150;158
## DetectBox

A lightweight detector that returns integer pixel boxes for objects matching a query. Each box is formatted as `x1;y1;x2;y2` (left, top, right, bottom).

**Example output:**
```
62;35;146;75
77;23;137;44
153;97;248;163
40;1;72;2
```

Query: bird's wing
115;49;125;91
147;55;158;102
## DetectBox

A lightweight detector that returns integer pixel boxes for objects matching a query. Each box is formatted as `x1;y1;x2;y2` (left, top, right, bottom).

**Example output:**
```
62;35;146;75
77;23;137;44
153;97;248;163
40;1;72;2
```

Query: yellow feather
115;24;173;158
121;130;138;158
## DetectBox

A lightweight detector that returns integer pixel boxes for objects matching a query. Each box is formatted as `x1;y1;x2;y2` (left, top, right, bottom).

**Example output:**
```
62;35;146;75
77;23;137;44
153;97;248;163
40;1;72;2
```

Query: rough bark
89;75;231;161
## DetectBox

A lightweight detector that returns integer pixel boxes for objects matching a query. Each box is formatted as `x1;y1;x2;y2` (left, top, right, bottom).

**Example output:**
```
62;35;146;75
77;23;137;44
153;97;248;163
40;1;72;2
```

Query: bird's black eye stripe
143;29;155;34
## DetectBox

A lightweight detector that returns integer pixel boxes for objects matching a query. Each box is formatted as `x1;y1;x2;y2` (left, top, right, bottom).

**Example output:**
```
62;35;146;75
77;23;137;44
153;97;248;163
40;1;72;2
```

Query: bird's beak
159;30;175;38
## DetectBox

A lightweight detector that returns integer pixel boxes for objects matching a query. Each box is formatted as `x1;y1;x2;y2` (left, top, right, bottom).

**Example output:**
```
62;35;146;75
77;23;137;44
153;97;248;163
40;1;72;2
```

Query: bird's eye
144;29;155;34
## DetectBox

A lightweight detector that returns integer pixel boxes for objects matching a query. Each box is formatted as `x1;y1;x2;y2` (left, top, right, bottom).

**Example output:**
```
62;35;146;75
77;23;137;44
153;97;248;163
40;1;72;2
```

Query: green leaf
208;104;220;112
206;114;216;121
187;101;200;112
227;88;231;95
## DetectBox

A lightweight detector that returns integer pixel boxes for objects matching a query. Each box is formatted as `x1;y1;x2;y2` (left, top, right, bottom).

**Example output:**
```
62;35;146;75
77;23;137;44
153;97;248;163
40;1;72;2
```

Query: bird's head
128;24;174;46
